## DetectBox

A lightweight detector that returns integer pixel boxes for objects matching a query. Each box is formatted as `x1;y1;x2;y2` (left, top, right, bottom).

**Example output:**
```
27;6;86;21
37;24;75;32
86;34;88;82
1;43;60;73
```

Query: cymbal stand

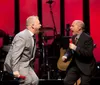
65;24;70;36
47;0;57;39
40;36;51;79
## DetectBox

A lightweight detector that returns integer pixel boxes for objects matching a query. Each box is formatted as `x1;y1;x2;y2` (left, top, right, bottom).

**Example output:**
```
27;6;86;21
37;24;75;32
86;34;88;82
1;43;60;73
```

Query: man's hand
69;43;77;50
13;71;20;78
62;56;67;61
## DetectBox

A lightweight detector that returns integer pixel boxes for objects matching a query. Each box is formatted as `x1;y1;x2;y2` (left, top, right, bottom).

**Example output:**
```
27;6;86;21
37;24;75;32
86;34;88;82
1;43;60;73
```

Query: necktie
75;37;78;45
30;35;36;68
32;35;36;54
32;35;36;44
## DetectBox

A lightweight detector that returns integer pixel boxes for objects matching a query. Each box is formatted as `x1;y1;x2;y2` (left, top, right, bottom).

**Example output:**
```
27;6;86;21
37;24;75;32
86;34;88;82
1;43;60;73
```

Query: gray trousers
19;67;39;85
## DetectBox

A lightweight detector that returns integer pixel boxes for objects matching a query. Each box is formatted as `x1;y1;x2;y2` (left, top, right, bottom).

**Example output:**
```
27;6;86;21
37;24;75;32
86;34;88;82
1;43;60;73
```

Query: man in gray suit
4;15;41;85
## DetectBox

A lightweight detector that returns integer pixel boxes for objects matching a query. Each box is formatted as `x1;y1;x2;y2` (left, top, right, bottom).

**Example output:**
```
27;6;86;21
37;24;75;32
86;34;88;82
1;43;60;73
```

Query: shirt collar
76;31;83;39
27;30;34;37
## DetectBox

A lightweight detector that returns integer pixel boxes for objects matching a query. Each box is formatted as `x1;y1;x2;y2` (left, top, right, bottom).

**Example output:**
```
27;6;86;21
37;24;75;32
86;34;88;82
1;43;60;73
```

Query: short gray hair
26;15;38;26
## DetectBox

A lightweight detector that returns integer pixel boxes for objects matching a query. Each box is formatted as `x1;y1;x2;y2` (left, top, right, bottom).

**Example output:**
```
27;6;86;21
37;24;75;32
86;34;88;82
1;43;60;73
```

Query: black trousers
64;65;92;85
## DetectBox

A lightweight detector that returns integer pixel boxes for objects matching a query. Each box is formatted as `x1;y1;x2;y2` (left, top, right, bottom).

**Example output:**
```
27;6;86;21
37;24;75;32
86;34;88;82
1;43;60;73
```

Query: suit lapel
76;32;84;46
72;34;77;44
24;29;33;56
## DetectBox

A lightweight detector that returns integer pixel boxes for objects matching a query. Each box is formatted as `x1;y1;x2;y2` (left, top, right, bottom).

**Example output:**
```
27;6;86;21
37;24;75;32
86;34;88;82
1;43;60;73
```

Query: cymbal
36;36;54;44
39;27;53;32
43;36;54;40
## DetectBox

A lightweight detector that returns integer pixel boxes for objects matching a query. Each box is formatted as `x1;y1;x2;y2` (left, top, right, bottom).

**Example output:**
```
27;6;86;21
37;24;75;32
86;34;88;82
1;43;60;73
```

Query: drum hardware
46;0;57;39
39;27;54;33
38;35;55;79
42;36;54;43
65;24;70;36
38;0;58;77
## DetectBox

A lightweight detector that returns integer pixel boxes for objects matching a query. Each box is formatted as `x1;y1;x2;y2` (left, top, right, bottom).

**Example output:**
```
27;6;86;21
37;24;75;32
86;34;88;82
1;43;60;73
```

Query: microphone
9;72;26;80
4;63;26;80
19;75;26;80
69;38;74;54
69;38;72;43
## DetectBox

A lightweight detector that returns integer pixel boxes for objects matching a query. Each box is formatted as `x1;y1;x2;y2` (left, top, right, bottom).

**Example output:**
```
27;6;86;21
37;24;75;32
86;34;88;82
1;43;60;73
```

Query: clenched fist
62;55;67;62
13;71;20;78
69;43;77;50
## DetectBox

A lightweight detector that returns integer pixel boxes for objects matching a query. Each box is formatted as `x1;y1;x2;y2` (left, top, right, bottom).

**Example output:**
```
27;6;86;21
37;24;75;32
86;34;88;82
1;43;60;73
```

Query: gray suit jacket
4;29;39;85
4;29;36;72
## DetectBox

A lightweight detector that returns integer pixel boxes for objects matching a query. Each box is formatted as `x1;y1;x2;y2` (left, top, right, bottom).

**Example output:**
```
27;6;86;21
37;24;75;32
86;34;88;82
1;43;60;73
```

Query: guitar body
57;48;72;71
57;48;81;85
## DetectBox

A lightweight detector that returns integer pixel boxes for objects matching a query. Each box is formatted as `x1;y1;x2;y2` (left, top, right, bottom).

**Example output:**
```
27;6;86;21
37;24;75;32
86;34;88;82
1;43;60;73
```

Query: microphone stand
41;0;57;79
47;0;57;39
66;24;70;36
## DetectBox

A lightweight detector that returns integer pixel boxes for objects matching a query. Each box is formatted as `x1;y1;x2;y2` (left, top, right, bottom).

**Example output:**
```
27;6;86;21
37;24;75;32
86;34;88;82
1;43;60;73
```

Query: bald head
72;20;85;30
26;15;38;26
70;20;85;35
26;15;41;34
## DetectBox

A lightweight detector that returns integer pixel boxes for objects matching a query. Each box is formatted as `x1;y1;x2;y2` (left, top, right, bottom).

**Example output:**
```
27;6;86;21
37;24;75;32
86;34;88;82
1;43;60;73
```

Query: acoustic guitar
57;47;72;71
57;47;81;85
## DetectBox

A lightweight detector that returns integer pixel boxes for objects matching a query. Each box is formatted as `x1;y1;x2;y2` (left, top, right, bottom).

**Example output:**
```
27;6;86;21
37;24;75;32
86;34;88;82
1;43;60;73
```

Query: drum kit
37;26;57;79
37;0;58;79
